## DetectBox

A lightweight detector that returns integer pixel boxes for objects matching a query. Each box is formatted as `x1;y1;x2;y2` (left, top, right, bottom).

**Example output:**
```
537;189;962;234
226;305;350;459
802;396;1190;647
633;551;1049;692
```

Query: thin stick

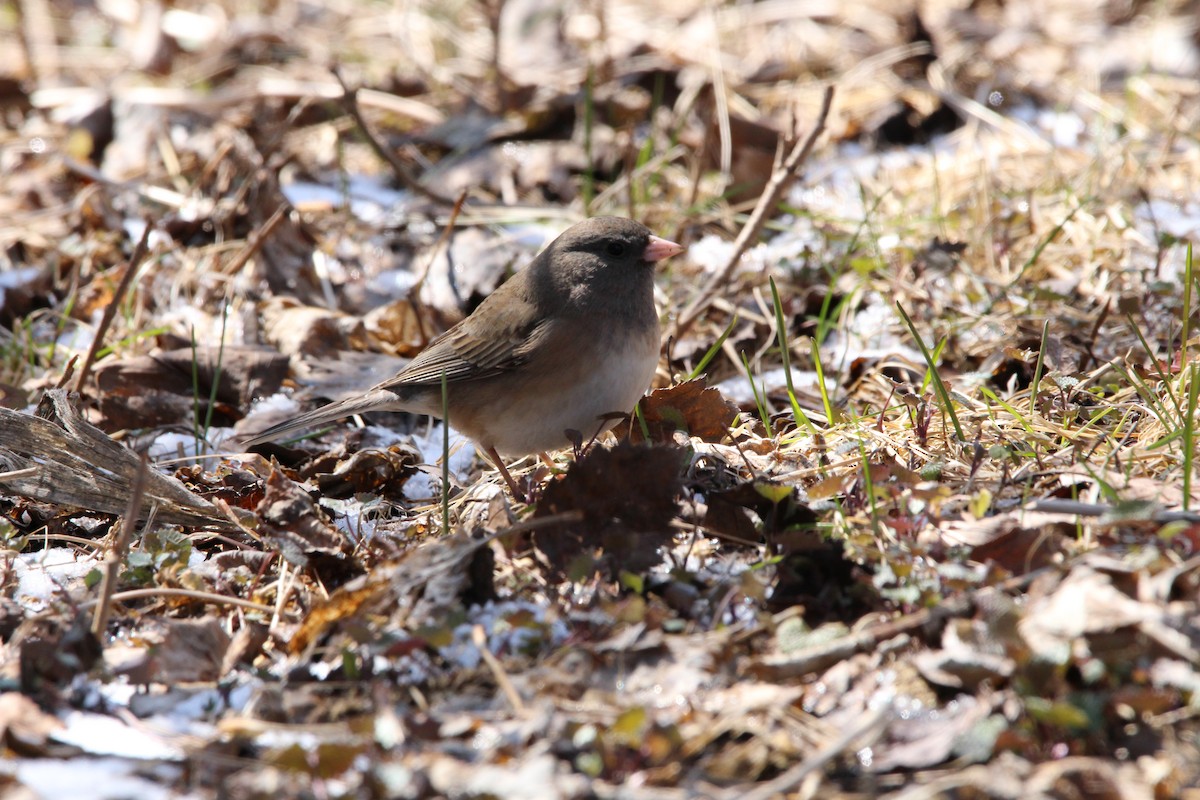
473;624;526;712
220;205;287;276
729;706;889;800
410;190;469;347
82;587;276;614
75;221;154;393
668;85;835;343
91;454;150;637
332;66;456;207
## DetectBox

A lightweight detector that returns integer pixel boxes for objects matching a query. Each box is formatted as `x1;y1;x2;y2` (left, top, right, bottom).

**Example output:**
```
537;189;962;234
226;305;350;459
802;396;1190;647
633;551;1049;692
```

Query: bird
240;216;685;497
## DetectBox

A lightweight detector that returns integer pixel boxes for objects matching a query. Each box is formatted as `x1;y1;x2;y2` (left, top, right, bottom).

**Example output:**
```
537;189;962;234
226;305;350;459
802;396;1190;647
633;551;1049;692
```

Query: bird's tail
236;388;406;449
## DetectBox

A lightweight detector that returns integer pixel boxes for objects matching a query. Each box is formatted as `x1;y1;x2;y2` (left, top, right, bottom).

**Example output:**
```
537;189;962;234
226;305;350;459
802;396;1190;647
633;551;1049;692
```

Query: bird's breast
450;317;660;456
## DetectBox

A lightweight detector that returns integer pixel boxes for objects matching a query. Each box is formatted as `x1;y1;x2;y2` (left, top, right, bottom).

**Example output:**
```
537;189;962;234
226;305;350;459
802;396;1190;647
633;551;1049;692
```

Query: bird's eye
605;241;627;257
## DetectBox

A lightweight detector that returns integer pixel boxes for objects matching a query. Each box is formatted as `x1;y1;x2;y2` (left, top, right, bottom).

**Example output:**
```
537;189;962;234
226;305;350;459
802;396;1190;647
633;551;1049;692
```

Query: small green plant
687;313;737;381
741;350;771;437
768;278;817;436
441;369;450;536
896;302;965;442
1184;363;1198;511
190;302;229;455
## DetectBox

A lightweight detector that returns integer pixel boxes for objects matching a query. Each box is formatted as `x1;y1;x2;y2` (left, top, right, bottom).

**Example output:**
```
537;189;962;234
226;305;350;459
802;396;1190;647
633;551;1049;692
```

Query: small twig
75;221;154;393
473;624;526;713
91;454;150;637
727;705;889;800
17;0;61;85
331;66;456;207
55;354;78;389
80;587;276;614
1027;498;1200;524
669;85;835;343
411;190;469;346
482;0;510;113
220;205;287;276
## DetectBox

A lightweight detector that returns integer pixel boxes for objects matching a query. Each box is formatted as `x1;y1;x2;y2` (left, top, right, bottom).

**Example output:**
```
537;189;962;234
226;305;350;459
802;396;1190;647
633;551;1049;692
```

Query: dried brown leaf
255;468;350;567
869;694;996;772
629;379;739;445
260;301;368;359
288;531;495;657
304;446;421;500
118;618;232;684
95;346;288;429
533;443;685;580
0;691;64;756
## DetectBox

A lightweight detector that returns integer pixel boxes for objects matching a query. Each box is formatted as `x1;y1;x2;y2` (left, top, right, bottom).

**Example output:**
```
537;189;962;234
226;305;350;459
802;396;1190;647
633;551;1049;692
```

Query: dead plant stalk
91;454;150;637
669;84;835;343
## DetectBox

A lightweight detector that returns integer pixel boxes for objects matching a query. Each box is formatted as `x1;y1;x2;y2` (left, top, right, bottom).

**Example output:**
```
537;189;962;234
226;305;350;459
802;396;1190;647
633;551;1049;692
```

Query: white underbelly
488;340;658;455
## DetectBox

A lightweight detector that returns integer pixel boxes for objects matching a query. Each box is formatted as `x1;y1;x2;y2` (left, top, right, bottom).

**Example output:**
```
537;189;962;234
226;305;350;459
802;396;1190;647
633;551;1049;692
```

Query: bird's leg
486;446;528;501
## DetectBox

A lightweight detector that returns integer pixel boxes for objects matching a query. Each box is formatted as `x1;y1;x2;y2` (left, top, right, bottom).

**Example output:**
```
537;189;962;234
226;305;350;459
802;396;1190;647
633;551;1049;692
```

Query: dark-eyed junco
241;216;684;496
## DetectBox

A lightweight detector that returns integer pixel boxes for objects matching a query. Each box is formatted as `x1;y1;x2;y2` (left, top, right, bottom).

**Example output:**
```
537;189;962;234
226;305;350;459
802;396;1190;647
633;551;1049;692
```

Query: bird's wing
380;315;547;389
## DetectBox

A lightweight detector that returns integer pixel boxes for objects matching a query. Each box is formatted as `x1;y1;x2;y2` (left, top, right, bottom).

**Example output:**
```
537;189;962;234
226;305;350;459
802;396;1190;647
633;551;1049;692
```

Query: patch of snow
146;431;205;461
123;218;174;251
372;648;436;684
12;547;99;610
717;366;830;406
438;600;569;669
52;711;185;760
822;295;923;368
53;323;96;357
280;176;410;225
243;392;302;421
1039;109;1086;148
4;758;187;800
402;423;479;498
160;8;221;50
320;496;379;544
686;234;736;276
367;266;420;297
0;265;42;291
128;682;256;729
1135;199;1200;240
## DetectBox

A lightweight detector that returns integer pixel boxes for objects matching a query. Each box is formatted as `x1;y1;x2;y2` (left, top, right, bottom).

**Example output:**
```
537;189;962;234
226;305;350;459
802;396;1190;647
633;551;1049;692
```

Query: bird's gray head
532;217;671;312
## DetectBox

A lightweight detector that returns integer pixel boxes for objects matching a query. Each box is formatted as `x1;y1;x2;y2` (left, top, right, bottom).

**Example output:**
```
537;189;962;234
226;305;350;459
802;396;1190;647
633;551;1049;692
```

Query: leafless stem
91;454;151;637
75;221;154;393
668;85;835;343
83;587;276;614
221;205;287;276
473;623;526;712
332;67;456;207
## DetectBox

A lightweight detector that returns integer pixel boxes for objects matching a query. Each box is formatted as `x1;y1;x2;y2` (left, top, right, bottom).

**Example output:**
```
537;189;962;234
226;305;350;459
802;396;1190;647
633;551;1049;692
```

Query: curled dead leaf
628;379;739;445
255;468;351;567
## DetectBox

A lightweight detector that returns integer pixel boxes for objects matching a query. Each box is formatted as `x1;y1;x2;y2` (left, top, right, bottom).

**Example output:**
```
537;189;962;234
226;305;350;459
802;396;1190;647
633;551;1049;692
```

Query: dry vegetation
2;0;1200;797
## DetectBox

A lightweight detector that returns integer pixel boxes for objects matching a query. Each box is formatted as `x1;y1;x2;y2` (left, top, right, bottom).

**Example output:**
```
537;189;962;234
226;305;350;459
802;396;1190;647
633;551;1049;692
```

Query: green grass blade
1185;363;1198;511
979;386;1035;436
809;337;835;427
1182;242;1193;371
1030;318;1049;416
441;370;450;537
769;278;818;435
741;350;771;437
688;313;738;381
896;303;965;441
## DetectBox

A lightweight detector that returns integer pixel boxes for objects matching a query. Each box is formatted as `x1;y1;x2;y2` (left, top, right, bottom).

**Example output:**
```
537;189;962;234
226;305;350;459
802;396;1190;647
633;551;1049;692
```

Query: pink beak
642;235;685;263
